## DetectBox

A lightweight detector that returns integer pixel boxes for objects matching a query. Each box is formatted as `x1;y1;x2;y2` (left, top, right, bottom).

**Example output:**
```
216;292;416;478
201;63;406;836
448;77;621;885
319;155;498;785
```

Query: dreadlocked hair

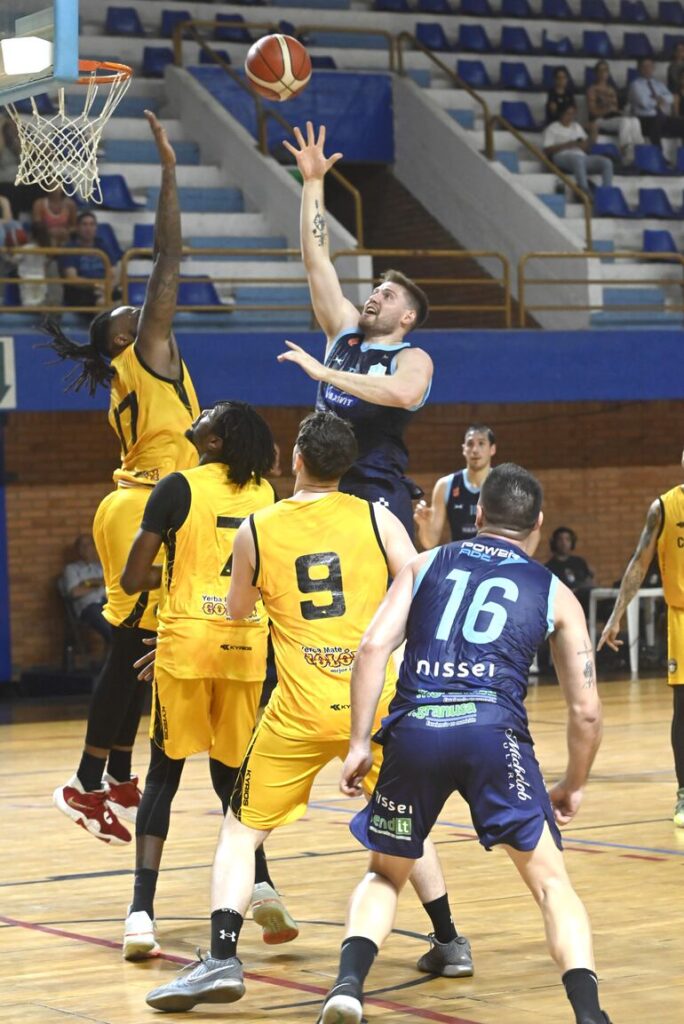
39;315;114;395
213;401;275;487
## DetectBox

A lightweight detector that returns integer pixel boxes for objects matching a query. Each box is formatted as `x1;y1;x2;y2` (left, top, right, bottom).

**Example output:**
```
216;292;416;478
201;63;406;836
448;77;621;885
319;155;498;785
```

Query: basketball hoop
6;60;133;204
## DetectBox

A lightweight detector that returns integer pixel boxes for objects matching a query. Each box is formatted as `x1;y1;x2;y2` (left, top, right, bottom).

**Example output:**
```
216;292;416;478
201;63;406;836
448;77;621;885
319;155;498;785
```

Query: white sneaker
250;882;299;945
123;908;160;961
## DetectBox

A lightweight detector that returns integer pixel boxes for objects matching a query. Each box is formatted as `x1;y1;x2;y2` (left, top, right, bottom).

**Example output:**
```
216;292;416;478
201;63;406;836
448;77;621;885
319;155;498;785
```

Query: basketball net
7;61;132;204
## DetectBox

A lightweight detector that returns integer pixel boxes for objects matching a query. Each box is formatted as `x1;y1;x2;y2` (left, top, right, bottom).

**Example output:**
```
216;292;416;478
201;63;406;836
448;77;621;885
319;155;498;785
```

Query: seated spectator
545;67;575;124
667;41;684;93
62;534;111;643
628;57;684;148
587;60;644;165
546;526;594;613
542;104;613;196
58;211;110;309
32;186;77;247
672;68;684;117
12;222;61;307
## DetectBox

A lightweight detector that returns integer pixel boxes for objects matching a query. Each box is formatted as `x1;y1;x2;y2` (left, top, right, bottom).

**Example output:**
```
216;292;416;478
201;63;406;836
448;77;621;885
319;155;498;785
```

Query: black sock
77;751;107;792
336;936;378;986
210;908;243;960
423;894;457;944
562;968;602;1024
254;844;274;887
107;749;132;783
131;868;158;917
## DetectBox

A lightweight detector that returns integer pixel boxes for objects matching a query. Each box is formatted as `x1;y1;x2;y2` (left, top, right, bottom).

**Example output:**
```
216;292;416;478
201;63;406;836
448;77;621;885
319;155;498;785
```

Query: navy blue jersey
383;537;557;739
445;470;480;542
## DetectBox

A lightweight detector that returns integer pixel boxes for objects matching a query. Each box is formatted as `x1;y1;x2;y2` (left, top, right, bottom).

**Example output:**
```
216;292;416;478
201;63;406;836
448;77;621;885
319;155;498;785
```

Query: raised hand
144;110;176;169
413;499;431;525
282;121;342;181
277;340;328;382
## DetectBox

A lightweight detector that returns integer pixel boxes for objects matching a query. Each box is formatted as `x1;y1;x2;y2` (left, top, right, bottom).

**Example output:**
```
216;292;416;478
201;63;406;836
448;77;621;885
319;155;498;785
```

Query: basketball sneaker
103;772;142;824
674;787;684;828
53;775;131;845
145;951;244;1011
251;881;299;944
123;908;160;961
318;977;364;1024
416;933;474;977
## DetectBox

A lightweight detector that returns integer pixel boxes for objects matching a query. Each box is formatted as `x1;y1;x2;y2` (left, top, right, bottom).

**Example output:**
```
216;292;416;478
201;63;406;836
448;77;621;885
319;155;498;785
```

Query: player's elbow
227;592;254;621
357;631;392;664
120;568;141;595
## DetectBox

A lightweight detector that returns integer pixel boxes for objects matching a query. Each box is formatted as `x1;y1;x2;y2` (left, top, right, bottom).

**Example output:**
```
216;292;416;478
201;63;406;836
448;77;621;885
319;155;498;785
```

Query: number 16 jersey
251;492;396;740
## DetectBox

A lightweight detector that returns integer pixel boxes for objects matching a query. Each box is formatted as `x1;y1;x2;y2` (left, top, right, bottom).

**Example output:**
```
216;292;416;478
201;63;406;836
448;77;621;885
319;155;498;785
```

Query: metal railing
518;250;684;326
0;246;113;313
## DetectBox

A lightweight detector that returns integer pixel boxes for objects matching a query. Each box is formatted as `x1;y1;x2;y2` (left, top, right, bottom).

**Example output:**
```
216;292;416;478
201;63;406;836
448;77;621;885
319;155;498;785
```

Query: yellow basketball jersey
657;485;684;608
252;492;396;740
109;343;200;488
156;461;275;679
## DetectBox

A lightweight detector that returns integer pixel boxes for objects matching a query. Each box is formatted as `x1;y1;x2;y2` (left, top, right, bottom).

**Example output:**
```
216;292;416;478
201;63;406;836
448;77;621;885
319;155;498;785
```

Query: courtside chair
636;188;679;218
620;0;649;22
457;59;492;88
634;144;674;175
542;0;572;18
660;2;684;26
623;32;654;59
583;31;614;58
501;26;535;55
416;23;452;51
500;62;535;90
593;185;634;217
580;0;612;20
456;24;493;52
105;7;146;35
643;229;678;253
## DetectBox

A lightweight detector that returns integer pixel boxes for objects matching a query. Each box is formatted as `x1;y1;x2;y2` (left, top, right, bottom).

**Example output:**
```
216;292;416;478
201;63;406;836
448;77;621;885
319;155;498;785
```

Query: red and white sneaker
251;882;299;944
53;775;131;845
104;772;142;824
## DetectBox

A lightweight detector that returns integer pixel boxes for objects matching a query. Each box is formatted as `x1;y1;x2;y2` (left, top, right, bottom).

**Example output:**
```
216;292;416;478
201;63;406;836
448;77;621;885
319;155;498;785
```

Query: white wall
392;77;591;329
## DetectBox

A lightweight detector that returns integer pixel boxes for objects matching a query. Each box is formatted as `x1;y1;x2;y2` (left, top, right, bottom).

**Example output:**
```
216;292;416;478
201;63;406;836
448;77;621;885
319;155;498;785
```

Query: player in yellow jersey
117;400;295;960
47;111;200;845
599;455;684;828
145;412;471;1014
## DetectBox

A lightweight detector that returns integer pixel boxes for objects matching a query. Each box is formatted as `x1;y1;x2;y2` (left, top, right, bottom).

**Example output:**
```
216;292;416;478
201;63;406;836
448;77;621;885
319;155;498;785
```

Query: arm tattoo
615;501;662;614
312;199;327;248
577;642;595;688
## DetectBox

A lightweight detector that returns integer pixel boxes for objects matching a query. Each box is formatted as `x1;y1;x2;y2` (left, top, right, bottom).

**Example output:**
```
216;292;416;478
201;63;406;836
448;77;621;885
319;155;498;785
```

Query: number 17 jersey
251;492;396;740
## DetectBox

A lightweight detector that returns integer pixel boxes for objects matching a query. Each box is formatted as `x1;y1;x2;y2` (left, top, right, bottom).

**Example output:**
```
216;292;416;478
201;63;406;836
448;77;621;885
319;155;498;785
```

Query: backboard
0;1;78;106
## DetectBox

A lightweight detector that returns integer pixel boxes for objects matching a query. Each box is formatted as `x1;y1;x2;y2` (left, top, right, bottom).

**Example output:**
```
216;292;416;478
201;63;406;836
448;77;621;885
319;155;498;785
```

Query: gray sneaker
145;951;244;1012
416;933;474;978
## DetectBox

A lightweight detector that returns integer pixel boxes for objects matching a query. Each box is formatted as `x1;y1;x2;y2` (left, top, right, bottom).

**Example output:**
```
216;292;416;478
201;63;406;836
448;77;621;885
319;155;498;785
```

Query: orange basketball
244;34;312;102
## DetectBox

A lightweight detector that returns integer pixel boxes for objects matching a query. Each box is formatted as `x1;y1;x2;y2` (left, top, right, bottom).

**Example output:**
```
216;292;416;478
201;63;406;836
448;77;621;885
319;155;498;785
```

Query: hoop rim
77;59;133;85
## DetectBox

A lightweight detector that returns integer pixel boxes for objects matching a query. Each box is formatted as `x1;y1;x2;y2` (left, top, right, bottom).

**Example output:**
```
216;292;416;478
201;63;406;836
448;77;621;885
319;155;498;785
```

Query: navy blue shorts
339;474;415;540
350;718;562;859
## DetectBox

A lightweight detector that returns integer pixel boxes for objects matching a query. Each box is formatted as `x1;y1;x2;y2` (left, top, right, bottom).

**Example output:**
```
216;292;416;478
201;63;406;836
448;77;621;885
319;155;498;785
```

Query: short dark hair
380;269;429;329
296;411;358;481
637;56;652;69
550;526;577;553
77;210;97;224
211;401;275;486
465;423;495;445
480;463;543;535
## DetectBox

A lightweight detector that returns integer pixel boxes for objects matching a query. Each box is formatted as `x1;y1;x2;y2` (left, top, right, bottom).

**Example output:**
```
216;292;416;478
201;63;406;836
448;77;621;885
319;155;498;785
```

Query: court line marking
0;915;482;1024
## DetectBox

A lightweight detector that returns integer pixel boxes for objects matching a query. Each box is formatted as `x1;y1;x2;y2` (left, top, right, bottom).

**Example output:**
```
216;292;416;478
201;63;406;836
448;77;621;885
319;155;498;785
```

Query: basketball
244;34;312;102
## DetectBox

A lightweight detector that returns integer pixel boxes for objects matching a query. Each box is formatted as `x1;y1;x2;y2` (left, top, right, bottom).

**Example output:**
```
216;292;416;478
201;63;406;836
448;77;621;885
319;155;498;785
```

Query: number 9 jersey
250;492;397;741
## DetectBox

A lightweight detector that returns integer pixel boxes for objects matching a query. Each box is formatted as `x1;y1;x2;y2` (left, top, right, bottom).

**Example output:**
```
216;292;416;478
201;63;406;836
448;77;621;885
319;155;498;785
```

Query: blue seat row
594;185;684;218
416;23;684;58
373;0;679;21
458;59;642;91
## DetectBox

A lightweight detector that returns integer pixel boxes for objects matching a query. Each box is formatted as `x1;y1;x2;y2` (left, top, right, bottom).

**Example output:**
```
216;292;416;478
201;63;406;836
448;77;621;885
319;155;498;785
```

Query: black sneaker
318;976;363;1024
416;933;474;977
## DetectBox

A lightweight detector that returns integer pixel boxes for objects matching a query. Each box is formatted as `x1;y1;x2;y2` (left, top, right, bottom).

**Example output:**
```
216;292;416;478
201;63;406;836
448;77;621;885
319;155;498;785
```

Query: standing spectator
62;534;112;643
671;68;684;117
32;186;77;247
58;211;110;309
628;57;684;148
667;41;684;93
546;526;594;614
543;105;613;195
587;60;644;165
544;67;575;124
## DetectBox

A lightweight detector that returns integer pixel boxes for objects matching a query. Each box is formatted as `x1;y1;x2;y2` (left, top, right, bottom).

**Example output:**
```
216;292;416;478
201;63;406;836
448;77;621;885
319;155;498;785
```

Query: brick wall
4;401;683;673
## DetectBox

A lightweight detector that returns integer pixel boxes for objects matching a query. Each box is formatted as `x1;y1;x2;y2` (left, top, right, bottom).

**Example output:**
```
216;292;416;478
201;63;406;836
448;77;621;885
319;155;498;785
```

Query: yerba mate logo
503;728;532;802
303;646;355;672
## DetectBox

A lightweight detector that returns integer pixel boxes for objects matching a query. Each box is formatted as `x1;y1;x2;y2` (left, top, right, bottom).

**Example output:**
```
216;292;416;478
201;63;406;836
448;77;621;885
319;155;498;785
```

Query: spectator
542;104;613;195
628;57;684;148
32;186;77;247
12;222;61;307
62;534;112;643
58;210;110;309
667;41;684;93
672;68;684;117
586;60;645;165
546;525;594;613
544;67;575;124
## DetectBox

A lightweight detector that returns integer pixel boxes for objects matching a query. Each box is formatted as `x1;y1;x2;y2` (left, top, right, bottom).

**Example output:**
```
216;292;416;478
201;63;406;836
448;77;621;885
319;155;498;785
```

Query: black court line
262;973;437;1011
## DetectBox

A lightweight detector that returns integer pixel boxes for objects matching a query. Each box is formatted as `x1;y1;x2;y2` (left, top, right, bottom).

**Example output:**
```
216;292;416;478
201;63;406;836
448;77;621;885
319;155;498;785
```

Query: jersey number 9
295;552;346;621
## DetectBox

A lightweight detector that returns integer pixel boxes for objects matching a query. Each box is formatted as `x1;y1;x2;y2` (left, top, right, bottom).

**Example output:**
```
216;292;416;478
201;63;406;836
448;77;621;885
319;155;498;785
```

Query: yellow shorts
667;606;684;685
151;665;262;764
232;713;383;831
93;485;158;631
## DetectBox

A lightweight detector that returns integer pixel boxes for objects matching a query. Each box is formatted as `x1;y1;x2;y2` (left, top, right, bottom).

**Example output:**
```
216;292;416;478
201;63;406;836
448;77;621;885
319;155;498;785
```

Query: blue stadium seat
502;0;533;15
311;55;337;68
456;24;492;52
590;142;621;161
418;0;452;11
501;100;538;131
581;0;611;19
105;6;145;36
95;223;123;266
593;186;633;217
634;144;673;175
538;194;566;216
416;23;452;51
636;188;678;217
675;147;684;173
660;2;684;26
457;59;492;87
460;0;492;13
542;32;574;56
501;26;535;55
374;0;410;11
583;31;614;58
132;224;154;248
496;150;520;172
542;64;573;90
186;235;287;259
160;9;192;39
500;62;535;90
542;0;572;16
142;46;174;78
620;0;649;22
12;93;55;114
103;139;200;164
199;48;231;64
448;109;476;129
177;278;225;306
623;32;654;59
98;175;145;211
214;14;252;43
664;33;684;57
643;228;678;253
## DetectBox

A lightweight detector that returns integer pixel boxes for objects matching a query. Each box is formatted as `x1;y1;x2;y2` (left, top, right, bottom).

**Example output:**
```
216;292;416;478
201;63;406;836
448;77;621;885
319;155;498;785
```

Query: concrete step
97;163;226;189
104;212;272;247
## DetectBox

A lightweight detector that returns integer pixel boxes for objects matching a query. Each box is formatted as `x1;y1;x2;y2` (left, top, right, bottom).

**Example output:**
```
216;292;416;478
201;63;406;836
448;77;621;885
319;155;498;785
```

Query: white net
7;64;132;204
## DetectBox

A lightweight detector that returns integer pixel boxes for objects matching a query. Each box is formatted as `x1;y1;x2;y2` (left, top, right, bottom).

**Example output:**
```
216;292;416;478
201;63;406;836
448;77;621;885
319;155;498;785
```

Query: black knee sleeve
136;741;185;839
209;758;240;815
672;687;684;787
85;626;155;749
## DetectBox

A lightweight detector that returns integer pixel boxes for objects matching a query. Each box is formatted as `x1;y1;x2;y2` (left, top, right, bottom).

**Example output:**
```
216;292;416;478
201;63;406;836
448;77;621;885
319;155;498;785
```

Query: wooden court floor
1;676;683;1024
